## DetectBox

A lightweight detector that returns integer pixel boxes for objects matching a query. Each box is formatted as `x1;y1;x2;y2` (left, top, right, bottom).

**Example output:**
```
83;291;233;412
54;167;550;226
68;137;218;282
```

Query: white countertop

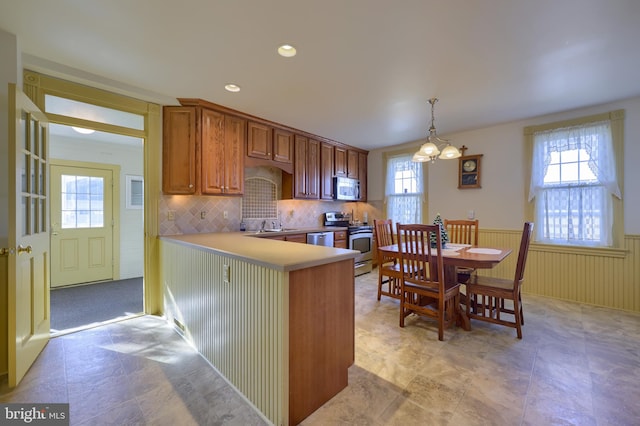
160;231;358;272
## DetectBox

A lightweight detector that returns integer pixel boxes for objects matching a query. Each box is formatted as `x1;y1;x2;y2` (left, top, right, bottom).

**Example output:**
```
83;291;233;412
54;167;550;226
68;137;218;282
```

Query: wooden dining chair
444;219;479;246
396;223;462;341
444;219;479;282
465;222;534;339
373;219;403;300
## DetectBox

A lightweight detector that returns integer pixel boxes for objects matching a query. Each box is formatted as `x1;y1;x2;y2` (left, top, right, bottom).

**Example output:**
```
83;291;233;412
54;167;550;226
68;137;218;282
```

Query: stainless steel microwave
333;176;360;201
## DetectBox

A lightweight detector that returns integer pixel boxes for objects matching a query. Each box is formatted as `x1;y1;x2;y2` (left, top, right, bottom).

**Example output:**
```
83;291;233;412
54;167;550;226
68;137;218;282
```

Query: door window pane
41;199;47;232
21;196;28;236
60;174;105;229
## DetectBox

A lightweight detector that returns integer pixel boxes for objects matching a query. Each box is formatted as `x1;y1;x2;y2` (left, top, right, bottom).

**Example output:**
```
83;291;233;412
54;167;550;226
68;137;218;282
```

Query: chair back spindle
444;219;479;246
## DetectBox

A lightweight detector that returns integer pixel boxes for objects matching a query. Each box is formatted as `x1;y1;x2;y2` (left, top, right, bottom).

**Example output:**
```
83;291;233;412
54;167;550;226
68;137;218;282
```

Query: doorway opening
48;123;144;334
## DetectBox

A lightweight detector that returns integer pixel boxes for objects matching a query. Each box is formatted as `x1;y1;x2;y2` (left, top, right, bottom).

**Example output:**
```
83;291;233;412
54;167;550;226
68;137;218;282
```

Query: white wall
51;136;144;279
368;96;640;234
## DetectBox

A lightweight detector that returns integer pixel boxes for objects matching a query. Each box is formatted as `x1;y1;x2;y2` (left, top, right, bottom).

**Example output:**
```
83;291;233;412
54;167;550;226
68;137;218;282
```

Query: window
126;175;144;209
61;174;104;228
529;120;621;247
385;154;423;225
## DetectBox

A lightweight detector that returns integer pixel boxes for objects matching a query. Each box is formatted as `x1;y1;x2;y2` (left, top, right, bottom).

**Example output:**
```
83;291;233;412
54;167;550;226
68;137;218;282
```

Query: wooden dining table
377;242;512;330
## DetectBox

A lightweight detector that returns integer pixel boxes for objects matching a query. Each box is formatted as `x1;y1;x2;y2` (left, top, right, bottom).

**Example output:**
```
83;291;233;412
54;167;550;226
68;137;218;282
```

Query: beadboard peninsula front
159;233;357;425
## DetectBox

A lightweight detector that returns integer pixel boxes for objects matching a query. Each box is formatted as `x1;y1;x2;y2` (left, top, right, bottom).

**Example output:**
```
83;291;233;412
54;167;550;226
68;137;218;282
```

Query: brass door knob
17;245;32;254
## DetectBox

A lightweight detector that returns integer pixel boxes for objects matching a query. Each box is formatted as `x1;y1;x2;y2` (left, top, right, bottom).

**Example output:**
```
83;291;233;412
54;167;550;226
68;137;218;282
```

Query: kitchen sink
255;228;300;234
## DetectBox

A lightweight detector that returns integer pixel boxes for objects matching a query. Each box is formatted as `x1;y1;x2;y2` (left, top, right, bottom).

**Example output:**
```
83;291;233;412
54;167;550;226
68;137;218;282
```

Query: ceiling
2;0;640;151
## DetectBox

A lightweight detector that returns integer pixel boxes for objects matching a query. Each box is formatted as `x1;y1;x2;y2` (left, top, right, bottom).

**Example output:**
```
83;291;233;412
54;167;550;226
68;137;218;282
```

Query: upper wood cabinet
163;106;197;194
358;151;368;201
273;128;294;164
247;122;294;164
347;149;359;179
201;109;245;195
320;142;335;200
246;121;273;160
335;147;347;177
163;105;245;195
283;135;320;199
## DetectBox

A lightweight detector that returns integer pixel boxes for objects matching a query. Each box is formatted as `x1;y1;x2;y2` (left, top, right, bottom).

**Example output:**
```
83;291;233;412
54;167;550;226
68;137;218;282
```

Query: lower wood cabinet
334;230;347;248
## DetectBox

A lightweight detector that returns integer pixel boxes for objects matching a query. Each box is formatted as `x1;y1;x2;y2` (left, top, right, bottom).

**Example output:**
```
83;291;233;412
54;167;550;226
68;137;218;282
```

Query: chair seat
404;280;460;294
466;275;515;292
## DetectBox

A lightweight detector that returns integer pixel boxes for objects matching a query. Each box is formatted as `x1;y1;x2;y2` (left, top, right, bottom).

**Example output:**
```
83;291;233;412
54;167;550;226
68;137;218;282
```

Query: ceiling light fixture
224;84;241;93
412;98;462;163
71;126;95;134
277;44;297;57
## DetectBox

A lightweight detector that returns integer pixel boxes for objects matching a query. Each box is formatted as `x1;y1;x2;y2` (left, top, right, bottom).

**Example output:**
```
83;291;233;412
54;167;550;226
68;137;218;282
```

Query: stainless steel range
324;212;373;276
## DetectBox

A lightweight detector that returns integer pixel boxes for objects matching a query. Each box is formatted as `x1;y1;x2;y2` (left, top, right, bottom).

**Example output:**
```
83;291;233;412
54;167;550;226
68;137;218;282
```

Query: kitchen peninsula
159;232;358;425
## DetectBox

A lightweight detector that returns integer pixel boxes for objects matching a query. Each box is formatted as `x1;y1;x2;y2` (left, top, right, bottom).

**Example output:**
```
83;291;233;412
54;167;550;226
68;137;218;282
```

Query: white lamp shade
440;145;462;159
419;142;440;156
412;151;431;162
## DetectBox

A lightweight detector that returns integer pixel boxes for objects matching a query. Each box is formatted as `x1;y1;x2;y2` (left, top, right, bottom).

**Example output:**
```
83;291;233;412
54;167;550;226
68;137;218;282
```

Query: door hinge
112;219;115;227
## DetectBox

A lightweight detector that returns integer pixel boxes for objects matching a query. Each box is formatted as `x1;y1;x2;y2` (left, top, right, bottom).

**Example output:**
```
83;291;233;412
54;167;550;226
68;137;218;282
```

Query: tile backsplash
159;166;383;235
158;195;383;235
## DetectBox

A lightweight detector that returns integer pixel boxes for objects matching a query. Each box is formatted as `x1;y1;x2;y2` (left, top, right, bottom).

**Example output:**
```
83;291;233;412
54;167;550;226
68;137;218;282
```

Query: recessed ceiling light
278;44;297;57
225;84;241;93
72;126;95;134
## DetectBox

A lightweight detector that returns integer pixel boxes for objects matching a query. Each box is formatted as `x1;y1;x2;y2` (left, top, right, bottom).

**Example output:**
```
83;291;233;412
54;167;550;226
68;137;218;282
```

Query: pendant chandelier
412;98;462;163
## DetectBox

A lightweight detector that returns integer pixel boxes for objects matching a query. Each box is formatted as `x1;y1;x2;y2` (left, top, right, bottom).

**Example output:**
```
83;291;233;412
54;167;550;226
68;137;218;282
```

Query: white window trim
524;109;624;249
126;175;144;210
384;151;426;225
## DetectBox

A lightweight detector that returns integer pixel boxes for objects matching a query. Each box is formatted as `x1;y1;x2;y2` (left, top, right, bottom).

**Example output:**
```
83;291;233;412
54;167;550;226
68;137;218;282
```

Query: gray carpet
50;277;143;332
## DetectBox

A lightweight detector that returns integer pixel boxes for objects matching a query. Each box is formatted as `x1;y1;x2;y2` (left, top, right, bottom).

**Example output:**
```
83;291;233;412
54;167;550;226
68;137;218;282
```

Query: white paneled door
7;84;50;387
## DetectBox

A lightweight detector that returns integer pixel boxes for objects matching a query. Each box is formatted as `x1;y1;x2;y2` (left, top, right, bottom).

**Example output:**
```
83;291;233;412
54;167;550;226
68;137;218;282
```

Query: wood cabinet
163;104;245;195
283;135;320;199
284;233;307;244
246;121;273;160
335;147;347;177
334;230;347;248
358;151;367;201
163;106;197;194
347;149;359;179
201;109;245;195
273;129;294;164
247;122;293;165
320;142;335;200
165;98;368;202
261;233;308;244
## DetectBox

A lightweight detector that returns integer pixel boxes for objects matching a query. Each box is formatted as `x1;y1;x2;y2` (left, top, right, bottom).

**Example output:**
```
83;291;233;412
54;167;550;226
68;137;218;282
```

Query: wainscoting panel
160;240;287;425
479;230;640;313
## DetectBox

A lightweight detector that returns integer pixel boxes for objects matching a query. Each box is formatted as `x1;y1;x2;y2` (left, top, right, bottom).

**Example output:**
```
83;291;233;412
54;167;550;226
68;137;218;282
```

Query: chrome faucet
261;220;266;232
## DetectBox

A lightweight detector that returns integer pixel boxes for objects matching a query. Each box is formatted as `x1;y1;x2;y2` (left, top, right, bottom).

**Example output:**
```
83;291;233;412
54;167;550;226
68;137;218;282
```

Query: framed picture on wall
458;154;483;189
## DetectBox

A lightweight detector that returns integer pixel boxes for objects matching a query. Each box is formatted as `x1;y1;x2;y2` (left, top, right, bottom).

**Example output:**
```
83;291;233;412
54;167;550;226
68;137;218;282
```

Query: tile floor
1;269;639;425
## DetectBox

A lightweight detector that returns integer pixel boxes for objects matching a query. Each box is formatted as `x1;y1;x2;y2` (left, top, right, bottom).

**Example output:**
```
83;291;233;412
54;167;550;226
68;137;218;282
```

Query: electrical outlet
201;211;206;219
167;210;175;221
223;211;228;219
223;264;230;283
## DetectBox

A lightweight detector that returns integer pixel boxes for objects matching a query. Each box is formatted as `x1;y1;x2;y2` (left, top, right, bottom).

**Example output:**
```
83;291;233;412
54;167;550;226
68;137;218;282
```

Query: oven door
349;230;373;262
